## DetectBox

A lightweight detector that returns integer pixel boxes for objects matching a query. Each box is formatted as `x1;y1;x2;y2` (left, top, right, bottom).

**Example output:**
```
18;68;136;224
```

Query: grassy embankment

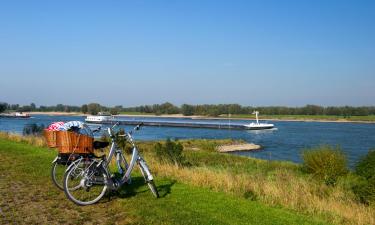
0;135;322;225
1;133;374;224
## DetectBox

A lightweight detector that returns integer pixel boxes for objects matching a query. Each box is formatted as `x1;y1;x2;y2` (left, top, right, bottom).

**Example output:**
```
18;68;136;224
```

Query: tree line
1;102;375;117
124;103;375;117
0;102;124;115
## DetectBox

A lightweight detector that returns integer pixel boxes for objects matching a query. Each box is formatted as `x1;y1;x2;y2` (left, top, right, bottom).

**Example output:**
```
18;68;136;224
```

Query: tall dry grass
146;155;375;225
0;132;46;147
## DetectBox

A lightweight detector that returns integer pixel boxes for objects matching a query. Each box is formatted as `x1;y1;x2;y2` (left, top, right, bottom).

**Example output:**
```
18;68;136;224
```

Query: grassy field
0;132;375;224
0;138;327;225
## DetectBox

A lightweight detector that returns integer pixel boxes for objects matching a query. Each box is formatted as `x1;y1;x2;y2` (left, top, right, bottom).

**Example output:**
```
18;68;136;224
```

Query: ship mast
252;111;259;124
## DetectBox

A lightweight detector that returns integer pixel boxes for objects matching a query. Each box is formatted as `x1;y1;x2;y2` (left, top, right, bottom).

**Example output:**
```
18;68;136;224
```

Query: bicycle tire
51;161;66;190
139;161;159;198
63;160;108;206
147;180;159;198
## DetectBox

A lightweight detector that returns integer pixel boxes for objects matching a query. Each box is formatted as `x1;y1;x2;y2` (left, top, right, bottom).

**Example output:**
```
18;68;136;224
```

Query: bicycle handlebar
134;122;144;131
108;122;143;139
112;122;120;129
92;126;101;133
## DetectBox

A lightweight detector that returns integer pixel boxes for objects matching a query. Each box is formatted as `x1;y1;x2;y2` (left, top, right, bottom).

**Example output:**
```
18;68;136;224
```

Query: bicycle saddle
93;141;110;149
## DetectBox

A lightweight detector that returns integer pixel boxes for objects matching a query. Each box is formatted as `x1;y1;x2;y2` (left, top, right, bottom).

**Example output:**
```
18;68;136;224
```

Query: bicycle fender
139;160;153;181
52;156;59;164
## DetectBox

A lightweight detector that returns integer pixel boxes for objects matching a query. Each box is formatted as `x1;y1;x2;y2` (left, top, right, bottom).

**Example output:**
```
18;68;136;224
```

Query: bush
301;145;348;185
23;123;45;136
355;150;375;180
154;139;188;167
353;150;375;205
352;176;375;205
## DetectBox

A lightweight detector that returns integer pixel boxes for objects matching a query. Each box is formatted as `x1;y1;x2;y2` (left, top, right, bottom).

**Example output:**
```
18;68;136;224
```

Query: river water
1;114;375;166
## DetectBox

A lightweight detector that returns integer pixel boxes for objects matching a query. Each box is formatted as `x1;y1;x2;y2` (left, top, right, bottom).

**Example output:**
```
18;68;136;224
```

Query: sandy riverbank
217;143;262;152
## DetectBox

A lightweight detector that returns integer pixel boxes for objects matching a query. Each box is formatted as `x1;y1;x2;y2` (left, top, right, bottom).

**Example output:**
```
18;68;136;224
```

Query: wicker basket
55;131;94;154
44;130;58;148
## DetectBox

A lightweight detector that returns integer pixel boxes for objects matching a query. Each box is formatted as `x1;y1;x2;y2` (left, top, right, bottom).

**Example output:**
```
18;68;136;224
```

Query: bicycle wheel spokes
64;160;107;206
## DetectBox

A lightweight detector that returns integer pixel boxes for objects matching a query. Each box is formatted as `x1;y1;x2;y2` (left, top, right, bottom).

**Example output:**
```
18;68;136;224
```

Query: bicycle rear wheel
51;161;66;190
63;159;108;206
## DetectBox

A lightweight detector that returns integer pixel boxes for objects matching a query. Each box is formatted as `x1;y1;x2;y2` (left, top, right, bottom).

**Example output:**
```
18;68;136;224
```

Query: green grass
184;149;299;174
0;138;326;225
138;139;299;174
137;139;375;225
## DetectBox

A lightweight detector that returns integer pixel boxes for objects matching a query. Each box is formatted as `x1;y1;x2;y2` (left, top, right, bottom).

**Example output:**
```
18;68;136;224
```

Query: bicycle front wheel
139;160;159;198
63;160;108;206
146;180;159;198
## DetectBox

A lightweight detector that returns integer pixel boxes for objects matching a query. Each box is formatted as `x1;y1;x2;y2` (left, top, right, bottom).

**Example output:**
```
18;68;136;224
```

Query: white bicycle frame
66;124;153;189
106;126;154;185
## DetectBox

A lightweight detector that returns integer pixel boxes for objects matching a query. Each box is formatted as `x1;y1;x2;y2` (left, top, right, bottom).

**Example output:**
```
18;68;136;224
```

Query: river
1;114;374;166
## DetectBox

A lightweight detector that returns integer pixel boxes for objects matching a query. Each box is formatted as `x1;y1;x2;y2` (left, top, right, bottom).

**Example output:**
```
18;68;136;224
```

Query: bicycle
63;123;159;205
50;127;103;190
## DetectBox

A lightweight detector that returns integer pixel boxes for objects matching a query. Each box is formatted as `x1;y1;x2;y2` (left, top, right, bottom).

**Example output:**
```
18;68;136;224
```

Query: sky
0;0;374;107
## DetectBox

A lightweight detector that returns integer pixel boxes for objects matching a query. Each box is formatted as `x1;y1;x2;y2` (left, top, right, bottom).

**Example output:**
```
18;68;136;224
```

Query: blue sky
0;0;374;107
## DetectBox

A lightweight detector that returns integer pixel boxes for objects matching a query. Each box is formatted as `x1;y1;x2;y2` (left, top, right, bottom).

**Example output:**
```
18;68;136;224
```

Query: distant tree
101;106;109;112
181;104;194;116
39;106;47;112
110;107;119;115
30;103;36;111
10;104;19;111
64;105;70;112
81;104;88;114
0;102;8;113
158;102;180;114
19;105;31;112
87;103;101;115
228;104;242;114
144;105;153;113
207;106;221;117
354;107;369;116
55;104;64;112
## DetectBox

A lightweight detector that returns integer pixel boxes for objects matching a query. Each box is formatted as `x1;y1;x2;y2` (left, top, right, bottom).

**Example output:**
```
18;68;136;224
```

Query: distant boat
243;111;274;130
85;112;113;123
0;112;30;118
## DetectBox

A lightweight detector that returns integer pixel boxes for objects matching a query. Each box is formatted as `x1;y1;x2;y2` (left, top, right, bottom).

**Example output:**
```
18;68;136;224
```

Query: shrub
301;145;348;185
23;123;45;136
353;150;375;205
352;176;375;205
355;150;375;180
154;139;188;167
